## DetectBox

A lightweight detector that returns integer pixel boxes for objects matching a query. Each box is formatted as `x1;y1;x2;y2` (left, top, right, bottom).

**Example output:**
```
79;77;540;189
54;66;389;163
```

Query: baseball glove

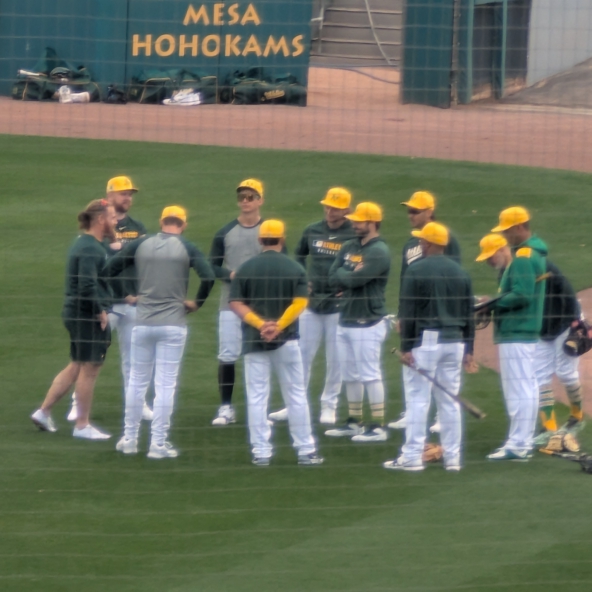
422;443;443;463
563;319;592;357
545;432;580;453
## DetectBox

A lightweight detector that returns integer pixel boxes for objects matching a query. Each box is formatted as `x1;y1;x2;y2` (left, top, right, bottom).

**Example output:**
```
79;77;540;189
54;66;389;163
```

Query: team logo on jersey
345;253;363;264
406;245;423;265
312;239;343;255
116;230;140;242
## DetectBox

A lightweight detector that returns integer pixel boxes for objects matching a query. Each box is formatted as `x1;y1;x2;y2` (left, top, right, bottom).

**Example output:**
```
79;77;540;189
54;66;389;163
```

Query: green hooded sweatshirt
490;235;548;344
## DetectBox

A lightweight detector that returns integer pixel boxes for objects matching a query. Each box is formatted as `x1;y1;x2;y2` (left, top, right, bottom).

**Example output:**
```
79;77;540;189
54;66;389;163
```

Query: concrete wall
527;0;592;86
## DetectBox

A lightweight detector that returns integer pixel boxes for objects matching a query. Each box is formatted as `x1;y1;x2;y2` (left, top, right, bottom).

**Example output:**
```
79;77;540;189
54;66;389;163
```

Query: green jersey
400;232;461;283
294;219;356;314
328;236;391;327
491;235;547;344
105;215;147;303
229;250;308;354
62;234;110;321
399;255;474;353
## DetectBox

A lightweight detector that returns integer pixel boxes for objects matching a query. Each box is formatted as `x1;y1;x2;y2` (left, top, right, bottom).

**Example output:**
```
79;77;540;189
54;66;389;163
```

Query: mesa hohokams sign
131;2;308;60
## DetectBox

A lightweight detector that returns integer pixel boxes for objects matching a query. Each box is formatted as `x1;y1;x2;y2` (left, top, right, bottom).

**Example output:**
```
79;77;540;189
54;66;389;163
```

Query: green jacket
328;236;391;327
399;255;474;353
491;235;548;344
294;219;356;314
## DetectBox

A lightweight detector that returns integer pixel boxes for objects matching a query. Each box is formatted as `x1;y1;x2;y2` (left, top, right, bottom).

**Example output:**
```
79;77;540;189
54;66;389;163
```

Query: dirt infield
2;64;591;416
2;66;592;173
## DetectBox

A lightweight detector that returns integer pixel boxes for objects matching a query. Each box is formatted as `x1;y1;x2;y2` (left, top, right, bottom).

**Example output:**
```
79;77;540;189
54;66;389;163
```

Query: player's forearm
277;297;308;331
229;300;265;329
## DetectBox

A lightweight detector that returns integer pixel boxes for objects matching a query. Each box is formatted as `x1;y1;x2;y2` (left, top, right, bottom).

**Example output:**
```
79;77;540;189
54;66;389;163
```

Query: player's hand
184;300;199;313
98;311;108;330
229;271;236;280
110;241;123;251
260;321;280;342
124;295;138;305
463;354;479;374
401;352;415;367
354;262;364;272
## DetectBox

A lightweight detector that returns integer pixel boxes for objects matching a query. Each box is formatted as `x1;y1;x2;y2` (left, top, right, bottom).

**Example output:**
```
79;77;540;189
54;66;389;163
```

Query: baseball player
384;222;475;472
229;220;323;466
68;176;152;422
268;188;356;425
31;199;117;440
325;202;391;442
104;206;215;458
531;261;583;443
476;209;547;461
389;191;461;433
208;179;267;426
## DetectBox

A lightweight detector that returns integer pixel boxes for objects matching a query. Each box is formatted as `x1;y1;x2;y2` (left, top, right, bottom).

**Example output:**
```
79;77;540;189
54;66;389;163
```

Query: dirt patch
2;66;592;173
474;288;592;416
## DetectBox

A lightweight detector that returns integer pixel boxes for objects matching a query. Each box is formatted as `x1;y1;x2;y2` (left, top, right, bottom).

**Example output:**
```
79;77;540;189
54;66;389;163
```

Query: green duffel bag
128;70;174;103
232;80;307;106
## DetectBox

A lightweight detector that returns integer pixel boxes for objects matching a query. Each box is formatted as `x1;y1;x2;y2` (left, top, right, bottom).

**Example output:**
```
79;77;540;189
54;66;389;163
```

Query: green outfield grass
1;135;592;591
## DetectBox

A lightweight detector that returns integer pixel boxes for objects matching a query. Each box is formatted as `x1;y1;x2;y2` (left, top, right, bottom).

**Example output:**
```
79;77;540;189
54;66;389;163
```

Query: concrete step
324;7;402;29
322;23;402;44
319;39;401;60
310;54;400;68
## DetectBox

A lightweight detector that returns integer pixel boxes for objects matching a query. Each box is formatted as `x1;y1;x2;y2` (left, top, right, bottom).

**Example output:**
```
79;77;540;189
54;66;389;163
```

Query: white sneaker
115;437;138;454
268;408;288;422
212;404;236;426
67;394;77;421
325;418;364;437
148;441;179;459
351;425;388;442
429;419;441;434
383;456;424;472
58;85;72;103
142;403;154;421
445;464;462;472
73;424;111;440
319;407;336;425
31;409;57;433
388;413;407;430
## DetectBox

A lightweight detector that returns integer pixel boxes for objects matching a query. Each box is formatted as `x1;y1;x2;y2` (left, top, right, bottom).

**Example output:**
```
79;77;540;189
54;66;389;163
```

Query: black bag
103;85;127;104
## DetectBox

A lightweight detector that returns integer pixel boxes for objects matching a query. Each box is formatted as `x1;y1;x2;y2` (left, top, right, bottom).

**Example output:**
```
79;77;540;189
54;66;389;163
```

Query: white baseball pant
218;310;242;363
244;340;316;459
336;321;387;383
498;342;538;453
401;339;464;466
534;328;580;388
108;303;137;391
124;325;187;446
299;309;342;409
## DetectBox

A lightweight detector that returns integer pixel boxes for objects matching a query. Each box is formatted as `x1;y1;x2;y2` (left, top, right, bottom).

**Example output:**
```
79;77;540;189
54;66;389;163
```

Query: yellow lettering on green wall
132;34;152;57
155;34;176;57
263;36;289;57
213;3;225;25
225;34;242;56
227;3;240;25
183;4;209;25
241;4;261;25
202;34;221;57
242;34;262;56
292;34;304;57
179;34;199;56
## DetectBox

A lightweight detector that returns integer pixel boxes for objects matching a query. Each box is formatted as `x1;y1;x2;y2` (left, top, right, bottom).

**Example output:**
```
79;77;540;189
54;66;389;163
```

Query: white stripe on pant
124;325;187;446
299;309;342;409
498;342;538;453
402;341;464;466
245;340;316;459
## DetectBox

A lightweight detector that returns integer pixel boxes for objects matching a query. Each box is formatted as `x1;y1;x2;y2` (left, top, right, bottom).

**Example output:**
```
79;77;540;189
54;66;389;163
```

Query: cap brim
475;251;493;262
490;224;508;232
320;199;347;209
411;229;423;238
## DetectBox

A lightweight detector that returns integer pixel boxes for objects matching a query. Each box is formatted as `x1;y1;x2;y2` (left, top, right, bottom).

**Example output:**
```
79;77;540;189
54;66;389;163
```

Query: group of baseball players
30;177;585;470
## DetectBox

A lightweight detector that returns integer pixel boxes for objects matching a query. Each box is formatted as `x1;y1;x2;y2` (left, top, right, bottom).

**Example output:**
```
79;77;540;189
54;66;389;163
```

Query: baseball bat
538;449;582;462
18;69;47;79
391;347;487;420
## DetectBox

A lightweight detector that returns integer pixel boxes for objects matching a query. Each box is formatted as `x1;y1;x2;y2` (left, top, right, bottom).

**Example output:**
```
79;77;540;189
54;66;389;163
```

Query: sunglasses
407;208;423;215
237;193;259;202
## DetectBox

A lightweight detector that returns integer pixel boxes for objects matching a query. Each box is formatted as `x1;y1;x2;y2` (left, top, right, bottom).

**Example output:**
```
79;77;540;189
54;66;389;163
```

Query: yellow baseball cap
106;176;138;193
476;233;508;262
259;219;285;238
491;206;530;232
160;205;187;223
320;187;352;210
237;178;264;198
401;191;435;210
346;202;383;222
412;221;449;246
